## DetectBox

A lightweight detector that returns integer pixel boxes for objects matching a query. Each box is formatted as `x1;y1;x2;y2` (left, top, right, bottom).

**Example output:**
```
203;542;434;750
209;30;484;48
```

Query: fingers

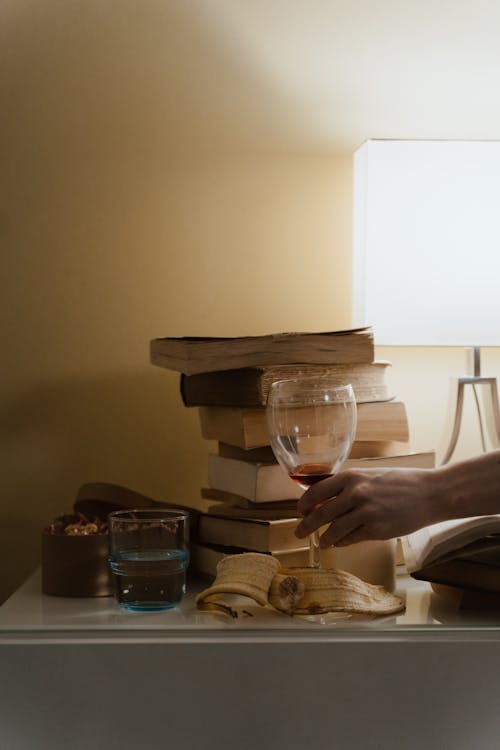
297;473;348;516
295;492;353;539
328;528;368;547
319;513;364;547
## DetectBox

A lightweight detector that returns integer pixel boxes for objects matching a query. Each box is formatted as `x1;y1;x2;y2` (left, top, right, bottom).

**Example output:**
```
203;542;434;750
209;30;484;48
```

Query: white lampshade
352;140;500;346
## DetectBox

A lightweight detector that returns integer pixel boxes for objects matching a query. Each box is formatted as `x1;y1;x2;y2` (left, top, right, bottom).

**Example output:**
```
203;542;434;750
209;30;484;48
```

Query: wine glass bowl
266;378;357;567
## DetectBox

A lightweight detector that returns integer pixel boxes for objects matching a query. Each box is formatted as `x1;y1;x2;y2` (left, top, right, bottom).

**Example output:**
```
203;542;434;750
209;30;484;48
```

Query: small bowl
41;531;113;597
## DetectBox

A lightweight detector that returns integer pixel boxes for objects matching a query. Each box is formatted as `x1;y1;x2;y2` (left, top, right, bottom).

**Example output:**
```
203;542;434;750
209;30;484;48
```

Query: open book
403;515;500;593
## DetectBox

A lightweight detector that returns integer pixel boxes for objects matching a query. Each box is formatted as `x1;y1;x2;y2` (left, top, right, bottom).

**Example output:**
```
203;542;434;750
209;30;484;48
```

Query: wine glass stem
309;530;321;569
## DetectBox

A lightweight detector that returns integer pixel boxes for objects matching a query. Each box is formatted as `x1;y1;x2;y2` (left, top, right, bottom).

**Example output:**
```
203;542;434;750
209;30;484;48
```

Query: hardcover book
180;361;391;407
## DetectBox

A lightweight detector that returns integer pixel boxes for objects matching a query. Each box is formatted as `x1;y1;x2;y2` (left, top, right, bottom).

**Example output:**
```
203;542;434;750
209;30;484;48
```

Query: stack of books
150;328;435;577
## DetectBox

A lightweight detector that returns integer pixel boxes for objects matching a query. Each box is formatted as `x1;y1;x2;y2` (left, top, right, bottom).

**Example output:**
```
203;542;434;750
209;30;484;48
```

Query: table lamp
352;139;500;464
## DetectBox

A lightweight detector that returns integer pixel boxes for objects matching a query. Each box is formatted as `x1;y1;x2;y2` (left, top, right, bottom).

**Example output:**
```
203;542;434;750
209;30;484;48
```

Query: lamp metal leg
440;377;500;465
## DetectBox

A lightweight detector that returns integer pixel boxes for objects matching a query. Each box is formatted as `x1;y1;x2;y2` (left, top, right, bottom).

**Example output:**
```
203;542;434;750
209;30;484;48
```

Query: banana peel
196;552;404;618
195;553;280;617
270;567;404;615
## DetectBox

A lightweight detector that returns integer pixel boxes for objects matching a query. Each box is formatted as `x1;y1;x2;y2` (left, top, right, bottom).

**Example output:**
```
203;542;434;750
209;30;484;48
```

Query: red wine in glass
289;462;334;488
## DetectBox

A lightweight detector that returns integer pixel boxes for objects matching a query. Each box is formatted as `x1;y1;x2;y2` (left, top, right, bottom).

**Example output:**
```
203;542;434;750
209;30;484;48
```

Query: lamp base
440;348;500;465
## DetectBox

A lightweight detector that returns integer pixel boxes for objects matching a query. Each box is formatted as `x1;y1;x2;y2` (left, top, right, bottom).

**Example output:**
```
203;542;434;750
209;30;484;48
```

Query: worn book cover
150;327;374;375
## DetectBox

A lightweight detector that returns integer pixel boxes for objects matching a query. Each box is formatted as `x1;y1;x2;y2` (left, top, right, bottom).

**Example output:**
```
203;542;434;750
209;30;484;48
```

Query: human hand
295;467;440;547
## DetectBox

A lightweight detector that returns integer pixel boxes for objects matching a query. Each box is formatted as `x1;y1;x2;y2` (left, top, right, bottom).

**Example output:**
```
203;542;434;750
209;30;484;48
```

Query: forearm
432;450;500;521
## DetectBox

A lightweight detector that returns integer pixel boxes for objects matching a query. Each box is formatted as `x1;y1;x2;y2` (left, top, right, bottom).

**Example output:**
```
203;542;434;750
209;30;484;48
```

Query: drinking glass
108;509;189;611
266;379;357;568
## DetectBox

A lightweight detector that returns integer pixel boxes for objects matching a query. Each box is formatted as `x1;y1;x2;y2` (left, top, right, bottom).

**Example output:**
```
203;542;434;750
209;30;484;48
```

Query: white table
2;570;500;750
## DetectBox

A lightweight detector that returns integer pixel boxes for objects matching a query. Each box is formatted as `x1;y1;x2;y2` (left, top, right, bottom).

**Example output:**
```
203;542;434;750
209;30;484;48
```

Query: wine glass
266;378;357;568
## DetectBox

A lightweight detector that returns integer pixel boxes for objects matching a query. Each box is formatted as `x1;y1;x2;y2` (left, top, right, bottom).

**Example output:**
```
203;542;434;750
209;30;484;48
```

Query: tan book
199;399;410;450
208;454;301;502
403;516;500;594
180;361;391;407
150;327;374;375
190;542;313;578
218;440;410;463
207;451;435;504
196;514;304;552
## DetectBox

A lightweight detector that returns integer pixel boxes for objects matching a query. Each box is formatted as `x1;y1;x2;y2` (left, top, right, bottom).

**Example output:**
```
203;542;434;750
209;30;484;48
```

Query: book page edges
150;329;374;374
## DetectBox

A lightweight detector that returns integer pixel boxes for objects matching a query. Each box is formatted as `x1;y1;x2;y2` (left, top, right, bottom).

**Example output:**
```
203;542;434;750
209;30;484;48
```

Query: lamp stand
440;348;500;465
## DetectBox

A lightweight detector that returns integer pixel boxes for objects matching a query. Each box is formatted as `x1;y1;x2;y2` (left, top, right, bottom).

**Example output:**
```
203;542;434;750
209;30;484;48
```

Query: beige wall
0;2;357;601
1;151;354;602
1;2;497;602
